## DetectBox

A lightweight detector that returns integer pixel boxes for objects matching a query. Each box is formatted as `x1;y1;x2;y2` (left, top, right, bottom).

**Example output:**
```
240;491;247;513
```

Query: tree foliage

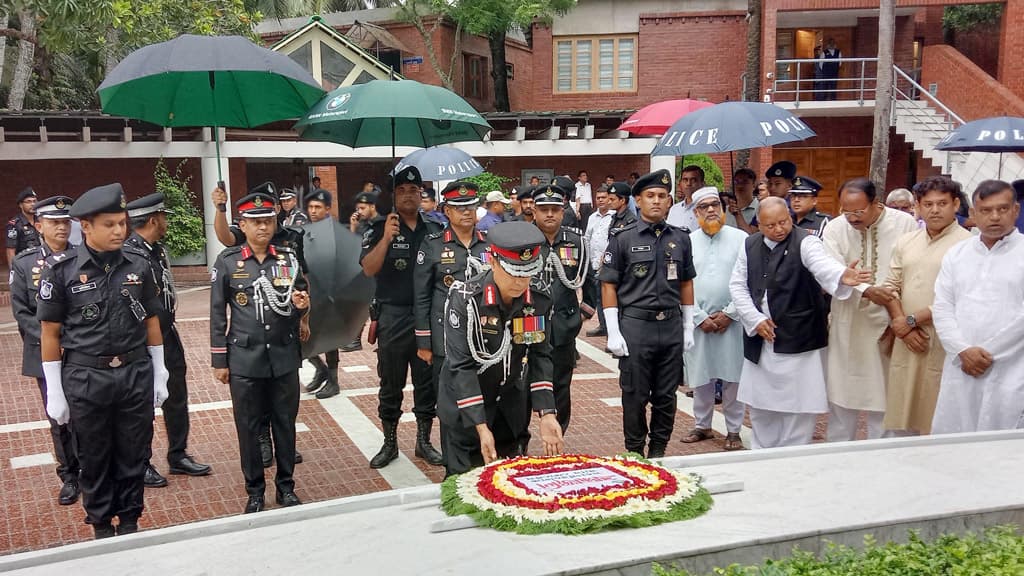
943;4;1003;32
154;158;207;258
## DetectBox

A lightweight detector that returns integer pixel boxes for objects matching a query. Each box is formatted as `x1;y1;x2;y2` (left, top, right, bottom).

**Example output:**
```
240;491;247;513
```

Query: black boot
259;428;274;468
93;523;115;539
369;420;399;469
304;358;328;393
315;366;340;399
414;418;444;466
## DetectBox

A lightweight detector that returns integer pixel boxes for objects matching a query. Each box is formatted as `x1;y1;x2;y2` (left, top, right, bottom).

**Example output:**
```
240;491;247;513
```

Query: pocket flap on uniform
231;334;250;347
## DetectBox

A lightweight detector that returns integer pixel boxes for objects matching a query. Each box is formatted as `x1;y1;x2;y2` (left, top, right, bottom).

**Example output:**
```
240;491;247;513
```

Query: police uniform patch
633;264;649;278
416;251;425;265
82;303;100;321
7;228;16;239
236;260;244;268
448;308;460;328
7;271;12;285
603;252;612;265
394;258;407;270
235;292;248;306
443;274;455;287
211;267;218;283
39;279;53;300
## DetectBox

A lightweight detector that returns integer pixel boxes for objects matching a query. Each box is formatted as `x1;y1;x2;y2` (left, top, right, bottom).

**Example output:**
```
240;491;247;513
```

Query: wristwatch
216;203;227;213
535;409;557;418
905;314;917;328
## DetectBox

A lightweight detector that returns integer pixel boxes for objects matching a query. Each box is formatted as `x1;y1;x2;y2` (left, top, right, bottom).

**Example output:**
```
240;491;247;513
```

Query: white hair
886;188;914;205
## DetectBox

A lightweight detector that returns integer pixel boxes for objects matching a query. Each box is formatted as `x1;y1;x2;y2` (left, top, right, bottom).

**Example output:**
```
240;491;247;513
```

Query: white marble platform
3;430;1023;576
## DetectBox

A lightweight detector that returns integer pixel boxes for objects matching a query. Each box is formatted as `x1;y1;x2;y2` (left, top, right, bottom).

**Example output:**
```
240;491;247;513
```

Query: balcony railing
771;57;924;105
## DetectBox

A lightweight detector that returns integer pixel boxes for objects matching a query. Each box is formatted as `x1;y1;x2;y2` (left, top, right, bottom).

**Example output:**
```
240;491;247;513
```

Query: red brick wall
775;116;873;148
999;0;1024;100
921;44;1024;121
949;23;1001;78
528;12;747;112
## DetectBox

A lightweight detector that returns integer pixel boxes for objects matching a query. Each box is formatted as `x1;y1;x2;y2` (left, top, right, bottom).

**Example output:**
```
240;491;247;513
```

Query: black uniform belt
64;346;147;369
621;307;680;322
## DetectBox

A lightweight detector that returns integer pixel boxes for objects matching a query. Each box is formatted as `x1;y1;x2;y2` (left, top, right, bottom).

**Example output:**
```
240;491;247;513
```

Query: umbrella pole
999;152;1004;179
215;124;224;189
730;151;735;193
391;116;396;214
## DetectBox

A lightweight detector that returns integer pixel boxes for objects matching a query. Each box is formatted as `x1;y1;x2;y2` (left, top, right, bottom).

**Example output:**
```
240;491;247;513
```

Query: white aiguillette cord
253;252;298;324
448;280;512;378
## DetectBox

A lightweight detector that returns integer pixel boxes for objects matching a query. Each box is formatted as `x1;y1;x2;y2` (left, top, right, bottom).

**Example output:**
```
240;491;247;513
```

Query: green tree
154;158;207;258
395;0;461;91
677;155;725;192
255;0;398;21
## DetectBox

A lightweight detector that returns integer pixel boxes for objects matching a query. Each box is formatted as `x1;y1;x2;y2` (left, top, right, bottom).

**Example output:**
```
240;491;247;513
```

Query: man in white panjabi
932;180;1024;434
730;198;871;449
821;178;918;441
681;187;747;451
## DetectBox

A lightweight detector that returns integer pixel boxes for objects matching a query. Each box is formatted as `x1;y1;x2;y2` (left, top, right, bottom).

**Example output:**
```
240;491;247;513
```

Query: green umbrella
294;79;492;187
98;34;326;183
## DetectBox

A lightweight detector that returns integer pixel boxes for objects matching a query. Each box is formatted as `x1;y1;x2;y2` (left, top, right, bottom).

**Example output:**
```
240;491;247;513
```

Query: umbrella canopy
294;79;491;148
391;147;484;181
935;116;1024;152
617;99;714;136
651;101;816;157
300;217;376;356
98;34;325;128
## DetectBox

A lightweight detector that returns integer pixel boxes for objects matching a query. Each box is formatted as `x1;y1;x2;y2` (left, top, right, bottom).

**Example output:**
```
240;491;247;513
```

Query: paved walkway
0;287;767;555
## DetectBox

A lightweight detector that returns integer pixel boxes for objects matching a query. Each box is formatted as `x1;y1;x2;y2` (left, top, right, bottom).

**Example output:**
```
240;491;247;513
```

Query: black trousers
552;343;575;433
377;305;433;422
229;372;299;496
441;395;526;477
35;378;79;483
618;315;682;453
161;364;189;464
307;350;339;371
578;203;594;227
63;360;154;525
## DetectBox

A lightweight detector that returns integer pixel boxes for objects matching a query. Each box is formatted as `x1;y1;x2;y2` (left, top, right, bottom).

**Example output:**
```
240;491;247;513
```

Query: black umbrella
934;116;1024;178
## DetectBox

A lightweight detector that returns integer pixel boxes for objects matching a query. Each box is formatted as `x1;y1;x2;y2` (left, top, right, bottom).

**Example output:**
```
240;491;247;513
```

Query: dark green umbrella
98;34;325;182
294;79;491;189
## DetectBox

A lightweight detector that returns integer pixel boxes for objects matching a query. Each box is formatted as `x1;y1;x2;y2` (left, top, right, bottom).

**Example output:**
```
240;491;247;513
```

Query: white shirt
584;208;614;269
667;199;699;232
575;181;593;205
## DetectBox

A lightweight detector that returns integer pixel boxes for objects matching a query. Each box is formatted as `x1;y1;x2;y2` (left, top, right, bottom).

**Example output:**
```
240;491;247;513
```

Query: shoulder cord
547;242;590;290
253;252;298;324
465;253;490;278
446;281;512;378
159;251;177;314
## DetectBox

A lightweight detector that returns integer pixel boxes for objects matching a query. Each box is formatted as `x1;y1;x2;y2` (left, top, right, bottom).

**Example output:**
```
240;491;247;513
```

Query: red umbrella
617;99;715;136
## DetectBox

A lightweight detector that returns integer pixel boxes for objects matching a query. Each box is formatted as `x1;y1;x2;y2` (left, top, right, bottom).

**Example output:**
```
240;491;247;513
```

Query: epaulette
274;244;296;253
610;223;636;236
666;223;691;234
13;246;39;261
219;245;243;259
426;230;444;241
44;249;75;267
122;243;149;258
560;227;583;242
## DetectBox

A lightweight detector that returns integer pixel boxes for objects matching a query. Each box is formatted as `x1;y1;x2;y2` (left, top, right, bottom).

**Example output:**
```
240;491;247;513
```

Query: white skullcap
692;186;720;205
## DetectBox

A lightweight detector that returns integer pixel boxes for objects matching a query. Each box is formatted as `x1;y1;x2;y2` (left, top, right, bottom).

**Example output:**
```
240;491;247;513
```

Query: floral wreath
441;453;712;535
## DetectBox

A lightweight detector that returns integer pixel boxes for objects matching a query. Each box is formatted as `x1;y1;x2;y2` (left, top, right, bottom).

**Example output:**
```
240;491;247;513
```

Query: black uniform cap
789;175;822;196
533;183;568;206
249;181;278;202
33;196;74;220
765;160;797;180
354;190;378;205
278;188;297;201
126;192;173;218
69;183;127;218
394;166;423;188
235;191;277;218
606;181;631;199
518;185;536;201
631;169;673;197
551;175;575;194
17;187;37;204
305;188;333;208
421;187;437;201
440;181;480;206
487;221;546;277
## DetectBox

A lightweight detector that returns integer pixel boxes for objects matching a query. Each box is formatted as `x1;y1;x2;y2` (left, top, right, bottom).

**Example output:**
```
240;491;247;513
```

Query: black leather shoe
93;523;115;539
295;450;303;464
169;455;212;476
585;328;607;337
647;446;666;459
144;464;168;488
244;494;265;514
315;379;339;399
259;431;274;468
58;478;80;505
116;522;138;536
340;339;362;352
276;491;302;507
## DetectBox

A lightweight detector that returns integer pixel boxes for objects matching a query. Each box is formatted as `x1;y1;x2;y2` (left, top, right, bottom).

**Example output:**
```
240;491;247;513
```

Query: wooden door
773;147;871;216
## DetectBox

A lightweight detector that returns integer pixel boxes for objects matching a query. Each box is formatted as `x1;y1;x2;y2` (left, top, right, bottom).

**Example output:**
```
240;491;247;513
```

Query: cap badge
254;197;264;207
661;174;670;184
609;186;616;194
458;186;469;196
119;195;127;209
55;199;66;209
407;171;415;181
545;188;554;197
793;177;803;186
520;248;533;261
773;169;782;176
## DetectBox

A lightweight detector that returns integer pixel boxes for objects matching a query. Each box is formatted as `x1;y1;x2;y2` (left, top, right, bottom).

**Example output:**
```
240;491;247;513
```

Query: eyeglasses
694;200;721;212
840;209;868;218
448;205;476;213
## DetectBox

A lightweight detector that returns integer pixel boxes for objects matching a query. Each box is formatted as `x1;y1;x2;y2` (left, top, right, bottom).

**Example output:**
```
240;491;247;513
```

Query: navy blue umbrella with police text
935;116;1024;178
651;101;816;157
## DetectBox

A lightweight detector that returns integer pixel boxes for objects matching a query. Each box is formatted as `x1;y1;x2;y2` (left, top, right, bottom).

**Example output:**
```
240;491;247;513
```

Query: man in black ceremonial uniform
125;193;212;488
607;181;637;234
437;222;565;475
600;169;697;458
552;175;581;231
531;183;589;433
37;183;168;539
210;190;310;514
7;187;40;264
361;166;444;469
788;176;831;238
413;180;489;465
10;195;80;506
278;188;309;227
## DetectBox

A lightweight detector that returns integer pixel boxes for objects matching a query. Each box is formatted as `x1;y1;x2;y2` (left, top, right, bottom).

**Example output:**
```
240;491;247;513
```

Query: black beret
789;175;822;196
551;175;575;194
631;169;673;197
235;191;276;218
33;196;73;219
765;161;797;180
394;166;423;188
69;183;127;218
249;181;278;201
354;191;378;205
533;183;568;206
305;188;333;207
17;187;37;204
518;185;536;200
126;192;173;218
487;221;546;277
606;181;631;199
420;187;437;200
440;181;480;206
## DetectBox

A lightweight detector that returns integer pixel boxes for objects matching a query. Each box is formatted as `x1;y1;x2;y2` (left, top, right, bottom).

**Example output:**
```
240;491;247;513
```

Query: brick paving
0;287;828;557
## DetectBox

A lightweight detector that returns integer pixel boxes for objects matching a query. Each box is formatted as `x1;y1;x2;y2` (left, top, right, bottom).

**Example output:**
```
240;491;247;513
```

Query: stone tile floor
0;286;849;556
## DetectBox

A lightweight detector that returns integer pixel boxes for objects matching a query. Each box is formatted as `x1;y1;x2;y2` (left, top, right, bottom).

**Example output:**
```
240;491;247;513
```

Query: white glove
148;345;170;407
682;305;696;353
42;361;70;425
604;308;629;357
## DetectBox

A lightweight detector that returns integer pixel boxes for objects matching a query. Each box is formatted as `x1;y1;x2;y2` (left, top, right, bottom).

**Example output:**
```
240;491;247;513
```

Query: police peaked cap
69;183;127;218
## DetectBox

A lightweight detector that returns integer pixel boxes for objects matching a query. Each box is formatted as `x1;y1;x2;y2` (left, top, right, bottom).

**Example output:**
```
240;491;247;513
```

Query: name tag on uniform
630;245;651;253
71;282;97;294
392;243;410;250
667;261;678;281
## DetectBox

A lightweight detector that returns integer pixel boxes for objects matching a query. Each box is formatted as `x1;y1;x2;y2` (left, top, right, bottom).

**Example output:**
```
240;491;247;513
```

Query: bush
464;171;511;196
677;154;726;191
653;525;1024;576
154;158;206;258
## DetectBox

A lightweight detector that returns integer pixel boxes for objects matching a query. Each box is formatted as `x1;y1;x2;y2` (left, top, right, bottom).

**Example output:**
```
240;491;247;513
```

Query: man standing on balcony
821;38;842;101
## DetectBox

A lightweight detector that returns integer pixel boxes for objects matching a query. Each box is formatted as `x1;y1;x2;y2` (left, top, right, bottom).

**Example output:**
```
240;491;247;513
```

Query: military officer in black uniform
531;183;589;433
342;190;380;354
551;176;581;231
420;187;448;225
413;181;489;465
361;166;444;469
607;181;637;234
764;160;797;199
438;222;564;475
300;188;342;400
125;193;212;488
10;195;80;506
278;188;309;227
788;176;831;238
599;169;697;458
7;187;40;264
210;190;310;514
37;183;168;539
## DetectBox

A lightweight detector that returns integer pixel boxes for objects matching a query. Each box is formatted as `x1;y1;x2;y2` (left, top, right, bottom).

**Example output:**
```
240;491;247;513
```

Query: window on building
555;35;636;93
464;54;487;99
